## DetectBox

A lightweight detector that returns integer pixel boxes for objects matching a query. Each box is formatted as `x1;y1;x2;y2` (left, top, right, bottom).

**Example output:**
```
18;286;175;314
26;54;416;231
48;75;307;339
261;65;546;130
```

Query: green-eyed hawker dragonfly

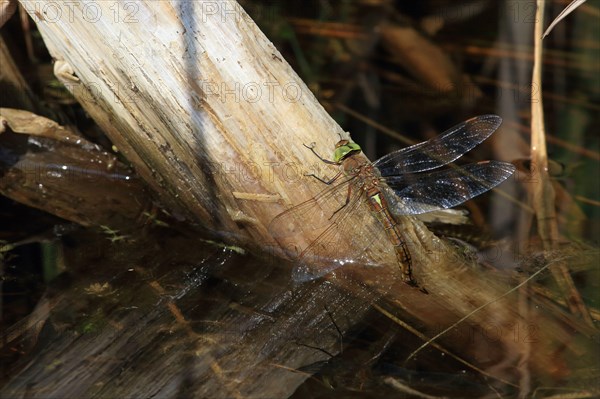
270;115;515;286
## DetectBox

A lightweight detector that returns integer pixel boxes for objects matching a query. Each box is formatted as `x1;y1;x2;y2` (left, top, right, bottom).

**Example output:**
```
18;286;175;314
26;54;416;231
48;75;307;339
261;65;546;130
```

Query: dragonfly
269;115;515;286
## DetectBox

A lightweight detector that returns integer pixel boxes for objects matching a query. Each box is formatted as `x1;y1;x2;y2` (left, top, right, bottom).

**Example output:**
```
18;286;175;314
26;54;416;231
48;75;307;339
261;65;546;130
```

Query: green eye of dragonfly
333;141;362;162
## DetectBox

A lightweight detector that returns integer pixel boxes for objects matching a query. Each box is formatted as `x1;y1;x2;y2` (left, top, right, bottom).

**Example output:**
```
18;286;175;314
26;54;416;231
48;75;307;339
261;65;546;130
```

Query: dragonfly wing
373;115;502;175
270;176;383;283
382;161;515;215
290;188;372;282
269;176;355;240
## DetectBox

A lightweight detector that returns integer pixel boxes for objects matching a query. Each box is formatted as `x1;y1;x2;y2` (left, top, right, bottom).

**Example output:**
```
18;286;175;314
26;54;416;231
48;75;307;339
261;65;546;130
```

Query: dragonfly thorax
333;140;362;162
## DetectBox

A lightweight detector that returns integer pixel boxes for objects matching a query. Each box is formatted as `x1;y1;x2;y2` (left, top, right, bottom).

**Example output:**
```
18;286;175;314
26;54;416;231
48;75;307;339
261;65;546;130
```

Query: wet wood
0;234;377;399
0;109;151;230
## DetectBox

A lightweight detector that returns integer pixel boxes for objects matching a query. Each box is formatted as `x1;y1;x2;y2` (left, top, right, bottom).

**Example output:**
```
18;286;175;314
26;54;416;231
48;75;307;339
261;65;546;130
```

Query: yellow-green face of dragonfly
333;140;362;162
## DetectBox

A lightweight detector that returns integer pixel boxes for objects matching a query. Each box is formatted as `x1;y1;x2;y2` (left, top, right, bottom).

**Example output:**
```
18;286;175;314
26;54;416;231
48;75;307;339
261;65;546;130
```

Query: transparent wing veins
373;115;502;175
382;161;515;215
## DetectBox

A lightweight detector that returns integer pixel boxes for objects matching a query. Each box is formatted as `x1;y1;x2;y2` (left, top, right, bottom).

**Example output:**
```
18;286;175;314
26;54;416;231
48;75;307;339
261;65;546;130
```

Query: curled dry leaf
543;0;587;39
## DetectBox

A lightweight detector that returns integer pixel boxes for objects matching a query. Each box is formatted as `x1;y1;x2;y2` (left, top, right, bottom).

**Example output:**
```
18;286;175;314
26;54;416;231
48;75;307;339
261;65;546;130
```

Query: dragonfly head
333;140;362;162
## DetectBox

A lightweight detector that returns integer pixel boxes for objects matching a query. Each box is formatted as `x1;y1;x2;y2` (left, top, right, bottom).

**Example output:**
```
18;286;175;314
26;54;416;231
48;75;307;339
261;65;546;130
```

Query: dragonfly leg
329;183;353;220
303;143;340;165
306;170;343;185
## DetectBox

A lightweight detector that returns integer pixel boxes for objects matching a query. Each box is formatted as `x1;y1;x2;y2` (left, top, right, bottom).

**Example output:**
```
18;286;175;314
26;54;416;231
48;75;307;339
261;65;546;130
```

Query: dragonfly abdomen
366;189;415;284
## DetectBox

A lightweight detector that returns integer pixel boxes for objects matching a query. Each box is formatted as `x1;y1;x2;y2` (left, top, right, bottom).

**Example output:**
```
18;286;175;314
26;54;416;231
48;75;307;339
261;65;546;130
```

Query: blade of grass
531;0;594;328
